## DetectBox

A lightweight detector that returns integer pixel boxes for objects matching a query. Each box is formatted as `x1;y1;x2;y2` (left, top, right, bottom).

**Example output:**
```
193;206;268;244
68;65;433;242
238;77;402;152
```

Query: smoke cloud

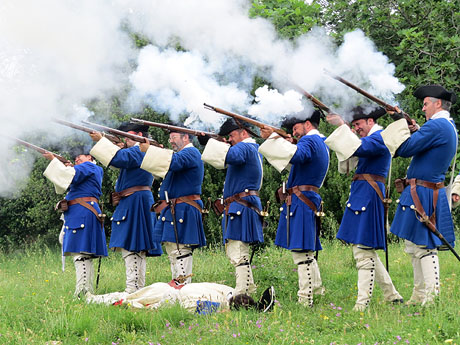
0;0;404;196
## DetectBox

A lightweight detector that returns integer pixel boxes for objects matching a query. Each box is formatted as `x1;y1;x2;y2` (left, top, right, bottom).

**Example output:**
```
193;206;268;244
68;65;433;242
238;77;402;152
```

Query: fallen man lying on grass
86;281;275;314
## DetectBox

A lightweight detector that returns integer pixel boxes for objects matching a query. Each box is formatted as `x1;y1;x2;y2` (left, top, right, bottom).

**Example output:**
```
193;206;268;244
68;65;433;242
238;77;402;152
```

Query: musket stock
203;103;290;139
324;70;413;124
82;120;161;147
130;118;224;142
8;136;70;164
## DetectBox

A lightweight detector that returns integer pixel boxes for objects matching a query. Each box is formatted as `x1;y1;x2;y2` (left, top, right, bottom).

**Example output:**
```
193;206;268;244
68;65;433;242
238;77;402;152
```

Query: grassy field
0;241;458;345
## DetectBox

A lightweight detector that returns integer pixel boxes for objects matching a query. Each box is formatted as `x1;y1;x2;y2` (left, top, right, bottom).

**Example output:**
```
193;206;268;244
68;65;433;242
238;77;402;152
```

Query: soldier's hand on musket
326;114;345;127
408;118;419;133
260;126;274;139
42;152;55;161
89;131;103;142
197;132;211;146
139;138;150;152
452;194;460;203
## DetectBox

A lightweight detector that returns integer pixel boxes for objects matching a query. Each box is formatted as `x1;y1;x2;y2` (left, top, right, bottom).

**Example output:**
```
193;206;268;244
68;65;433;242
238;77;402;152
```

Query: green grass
0;242;458;345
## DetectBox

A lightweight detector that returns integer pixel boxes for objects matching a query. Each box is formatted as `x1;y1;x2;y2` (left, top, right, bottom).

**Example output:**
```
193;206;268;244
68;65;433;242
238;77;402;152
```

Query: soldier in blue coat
90;124;162;293
43;149;108;297
139;128;206;284
259;111;328;307
390;85;457;306
325;106;409;311
202;118;264;295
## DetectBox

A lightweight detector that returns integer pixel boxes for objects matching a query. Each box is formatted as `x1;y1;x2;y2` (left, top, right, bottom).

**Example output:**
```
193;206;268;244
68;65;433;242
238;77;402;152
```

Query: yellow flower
45;280;49;283
444;340;453;343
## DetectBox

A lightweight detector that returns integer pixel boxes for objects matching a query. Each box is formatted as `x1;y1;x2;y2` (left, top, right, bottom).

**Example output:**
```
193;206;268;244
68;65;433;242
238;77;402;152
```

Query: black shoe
392;298;404;304
256;286;275;312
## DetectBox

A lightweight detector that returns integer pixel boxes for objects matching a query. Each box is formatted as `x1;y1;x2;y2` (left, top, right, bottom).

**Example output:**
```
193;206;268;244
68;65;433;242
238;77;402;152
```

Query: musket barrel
203;103;289;138
9;136;70;164
53;118;123;144
130;118;223;141
324;70;412;122
82;120;161;147
292;84;332;114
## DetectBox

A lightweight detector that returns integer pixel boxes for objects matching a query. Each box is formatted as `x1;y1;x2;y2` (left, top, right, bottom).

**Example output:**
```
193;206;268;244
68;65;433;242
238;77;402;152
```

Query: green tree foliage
1;0;458;249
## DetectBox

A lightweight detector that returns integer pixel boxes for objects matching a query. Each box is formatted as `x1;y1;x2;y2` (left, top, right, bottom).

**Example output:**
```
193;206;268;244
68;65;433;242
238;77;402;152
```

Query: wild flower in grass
84;338;88;342
396;336;402;341
335;313;341;317
180;321;185;327
364;324;370;329
45;280;49;283
232;333;241;338
405;341;409;344
280;329;284;332
165;322;170;328
444;339;453;343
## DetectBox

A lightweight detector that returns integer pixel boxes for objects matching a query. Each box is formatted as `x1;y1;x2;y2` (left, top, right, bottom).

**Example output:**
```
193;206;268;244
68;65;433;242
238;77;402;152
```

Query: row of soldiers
41;84;458;311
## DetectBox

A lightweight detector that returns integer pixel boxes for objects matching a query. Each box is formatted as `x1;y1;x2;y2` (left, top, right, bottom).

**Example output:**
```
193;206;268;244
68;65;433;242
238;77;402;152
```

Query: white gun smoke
0;0;404;196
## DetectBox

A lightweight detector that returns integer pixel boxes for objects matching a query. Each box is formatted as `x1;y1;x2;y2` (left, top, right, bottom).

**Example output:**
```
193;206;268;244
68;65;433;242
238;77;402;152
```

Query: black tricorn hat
118;122;149;135
414;85;457;103
218;118;254;136
350;106;386;122
281;110;321;132
68;144;92;159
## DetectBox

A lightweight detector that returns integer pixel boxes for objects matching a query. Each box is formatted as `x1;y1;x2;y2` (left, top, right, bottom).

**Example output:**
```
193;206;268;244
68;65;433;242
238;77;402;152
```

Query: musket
53;118;124;145
204;103;290;139
293;84;334;115
82;120;161;147
383;163;393;272
324;70;413;125
414;204;460;263
9;136;70;164
130;118;225;142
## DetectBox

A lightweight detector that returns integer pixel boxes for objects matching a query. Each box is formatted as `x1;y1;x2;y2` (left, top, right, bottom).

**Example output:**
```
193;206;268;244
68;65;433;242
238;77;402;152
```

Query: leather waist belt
352;174;386;184
111;185;151;206
353;173;386;203
57;197;104;227
152;194;202;214
223;190;261;216
284;185;319;213
68;197;99;206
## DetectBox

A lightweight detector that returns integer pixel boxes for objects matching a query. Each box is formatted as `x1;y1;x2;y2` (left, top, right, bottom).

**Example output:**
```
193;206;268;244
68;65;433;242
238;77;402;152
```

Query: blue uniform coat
63;161;108;256
109;146;162;254
390;117;457;249
336;129;391;249
275;134;329;251
222;140;264;244
154;146;206;247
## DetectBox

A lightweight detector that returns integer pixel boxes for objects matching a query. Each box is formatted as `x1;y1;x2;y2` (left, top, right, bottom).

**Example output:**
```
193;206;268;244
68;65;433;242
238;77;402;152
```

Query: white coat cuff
380;118;410;157
43;158;76;194
201;138;230;170
258;133;297;173
324;124;361;162
451;175;460;208
140;146;173;178
338;156;359;174
90;137;120;167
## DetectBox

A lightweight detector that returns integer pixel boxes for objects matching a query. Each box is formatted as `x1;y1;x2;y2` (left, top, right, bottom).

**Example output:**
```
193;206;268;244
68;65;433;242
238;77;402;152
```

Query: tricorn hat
281;110;321;132
218;118;254;136
68;144;92;159
413;85;457;103
118;122;149;135
350;106;386;122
